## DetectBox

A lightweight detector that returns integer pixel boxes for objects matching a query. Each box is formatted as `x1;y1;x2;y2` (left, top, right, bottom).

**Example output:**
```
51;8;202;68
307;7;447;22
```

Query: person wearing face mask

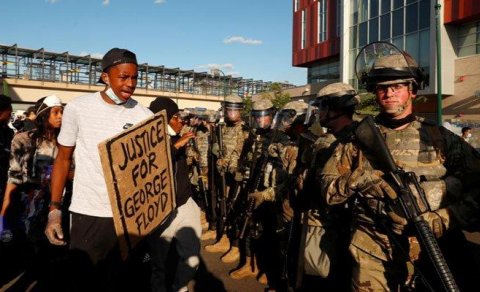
148;97;202;292
461;127;472;142
320;42;480;291
44;48;152;290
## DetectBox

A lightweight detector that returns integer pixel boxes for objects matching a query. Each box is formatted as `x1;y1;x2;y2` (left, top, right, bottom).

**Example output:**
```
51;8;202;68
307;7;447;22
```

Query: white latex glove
44;209;66;245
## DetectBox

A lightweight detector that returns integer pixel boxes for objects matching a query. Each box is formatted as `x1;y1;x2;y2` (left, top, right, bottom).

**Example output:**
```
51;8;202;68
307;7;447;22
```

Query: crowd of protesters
1;43;480;292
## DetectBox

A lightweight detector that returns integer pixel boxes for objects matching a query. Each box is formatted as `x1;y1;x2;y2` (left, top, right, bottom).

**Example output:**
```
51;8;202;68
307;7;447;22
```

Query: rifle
226;130;255;213
215;123;228;235
239;129;280;239
354;116;459;292
188;126;209;209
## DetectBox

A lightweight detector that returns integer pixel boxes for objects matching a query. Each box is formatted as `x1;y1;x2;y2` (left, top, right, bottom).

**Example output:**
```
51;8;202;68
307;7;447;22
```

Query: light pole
211;68;227;98
435;0;442;125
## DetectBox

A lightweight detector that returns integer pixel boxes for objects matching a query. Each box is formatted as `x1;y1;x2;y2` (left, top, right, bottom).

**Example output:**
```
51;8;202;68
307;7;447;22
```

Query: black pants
66;213;123;292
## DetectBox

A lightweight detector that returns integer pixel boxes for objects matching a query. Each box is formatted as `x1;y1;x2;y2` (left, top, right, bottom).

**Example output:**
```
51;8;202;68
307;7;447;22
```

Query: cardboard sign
99;111;175;258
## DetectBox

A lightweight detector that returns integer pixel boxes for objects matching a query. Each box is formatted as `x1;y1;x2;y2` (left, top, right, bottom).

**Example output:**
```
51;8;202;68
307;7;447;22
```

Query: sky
1;0;307;86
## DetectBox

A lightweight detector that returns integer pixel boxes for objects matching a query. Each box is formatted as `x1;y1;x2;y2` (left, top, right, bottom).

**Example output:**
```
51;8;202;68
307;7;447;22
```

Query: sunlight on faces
375;83;415;118
48;106;63;129
169;114;184;134
0;108;12;124
225;109;241;123
103;63;138;101
255;115;272;129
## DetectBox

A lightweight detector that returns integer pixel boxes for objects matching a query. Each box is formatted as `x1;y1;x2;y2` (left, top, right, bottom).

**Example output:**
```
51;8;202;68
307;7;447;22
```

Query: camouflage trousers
350;245;407;292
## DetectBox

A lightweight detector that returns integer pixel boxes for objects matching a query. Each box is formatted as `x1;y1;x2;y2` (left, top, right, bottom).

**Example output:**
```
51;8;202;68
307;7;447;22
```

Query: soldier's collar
375;113;416;129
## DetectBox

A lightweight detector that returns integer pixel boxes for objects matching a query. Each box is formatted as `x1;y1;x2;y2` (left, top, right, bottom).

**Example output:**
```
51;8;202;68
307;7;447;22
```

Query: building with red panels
292;0;480;122
292;0;341;84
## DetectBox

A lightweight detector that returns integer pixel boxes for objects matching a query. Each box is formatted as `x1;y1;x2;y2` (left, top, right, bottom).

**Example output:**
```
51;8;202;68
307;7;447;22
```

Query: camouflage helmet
282;100;309;117
252;98;274;112
223;95;244;110
314;82;360;109
355;41;428;92
205;109;219;123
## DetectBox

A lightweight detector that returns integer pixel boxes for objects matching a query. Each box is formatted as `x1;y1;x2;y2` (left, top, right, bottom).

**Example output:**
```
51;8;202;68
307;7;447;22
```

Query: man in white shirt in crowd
44;48;152;290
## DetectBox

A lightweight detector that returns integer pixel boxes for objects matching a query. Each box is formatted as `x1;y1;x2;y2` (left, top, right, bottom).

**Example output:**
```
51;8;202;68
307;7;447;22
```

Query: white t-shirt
58;92;152;217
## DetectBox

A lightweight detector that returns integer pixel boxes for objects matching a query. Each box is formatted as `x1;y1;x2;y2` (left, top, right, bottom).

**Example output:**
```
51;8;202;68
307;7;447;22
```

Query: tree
260;82;291;109
356;90;379;115
242;95;253;121
241;83;291;121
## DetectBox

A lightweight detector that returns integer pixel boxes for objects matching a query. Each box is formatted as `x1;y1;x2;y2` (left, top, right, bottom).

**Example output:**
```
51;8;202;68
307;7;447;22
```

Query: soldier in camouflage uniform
182;110;210;220
320;42;480;291
227;98;275;282
205;95;249;264
292;83;359;291
233;99;303;289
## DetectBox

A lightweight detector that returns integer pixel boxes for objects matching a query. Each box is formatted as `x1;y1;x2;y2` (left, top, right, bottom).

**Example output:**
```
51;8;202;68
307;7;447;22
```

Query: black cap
149;97;179;121
97;48;138;84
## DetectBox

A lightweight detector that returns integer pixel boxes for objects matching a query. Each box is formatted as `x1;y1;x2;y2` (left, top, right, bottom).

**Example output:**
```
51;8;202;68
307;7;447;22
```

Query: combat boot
221;246;240;263
201;230;217;241
204;235;230;253
257;273;268;285
229;256;259;279
200;212;209;231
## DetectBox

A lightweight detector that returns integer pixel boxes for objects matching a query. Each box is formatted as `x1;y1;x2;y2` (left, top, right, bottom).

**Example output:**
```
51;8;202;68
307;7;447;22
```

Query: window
380;13;391;40
359;21;368;47
360;0;368;23
352;0;359;24
392;7;404;37
405;3;418;33
381;0;391;14
318;0;327;43
393;0;404;9
406;32;419;61
370;0;379;18
457;21;480;57
369;18;379;42
301;10;306;49
419;0;430;29
295;0;299;12
419;29;430;67
308;59;340;83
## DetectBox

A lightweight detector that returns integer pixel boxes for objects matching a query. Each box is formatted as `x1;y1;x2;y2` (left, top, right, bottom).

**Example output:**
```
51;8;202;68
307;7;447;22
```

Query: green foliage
2;80;9;96
357;91;379;115
242;95;253;120
241;83;291;121
261;82;291;109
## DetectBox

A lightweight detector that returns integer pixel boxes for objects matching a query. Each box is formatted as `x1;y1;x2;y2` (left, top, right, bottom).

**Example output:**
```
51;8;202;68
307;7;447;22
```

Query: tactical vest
222;122;245;164
195;130;210;168
381;118;446;180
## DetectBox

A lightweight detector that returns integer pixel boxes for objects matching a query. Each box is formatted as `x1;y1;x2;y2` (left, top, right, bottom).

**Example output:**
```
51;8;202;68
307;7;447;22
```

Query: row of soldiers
182;42;480;291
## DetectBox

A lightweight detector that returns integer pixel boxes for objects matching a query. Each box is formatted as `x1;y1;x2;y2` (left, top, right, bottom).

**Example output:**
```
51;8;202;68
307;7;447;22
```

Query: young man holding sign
148;97;202;292
44;48;152;289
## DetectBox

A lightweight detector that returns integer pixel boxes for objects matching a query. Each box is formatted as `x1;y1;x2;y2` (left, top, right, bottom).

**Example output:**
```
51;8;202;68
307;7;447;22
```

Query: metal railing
0;44;295;97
